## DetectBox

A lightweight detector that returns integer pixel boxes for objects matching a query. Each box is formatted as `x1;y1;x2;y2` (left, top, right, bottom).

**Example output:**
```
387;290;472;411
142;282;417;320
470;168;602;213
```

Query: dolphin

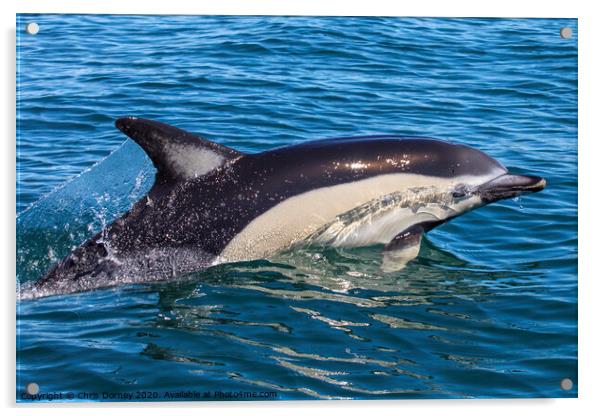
31;117;546;297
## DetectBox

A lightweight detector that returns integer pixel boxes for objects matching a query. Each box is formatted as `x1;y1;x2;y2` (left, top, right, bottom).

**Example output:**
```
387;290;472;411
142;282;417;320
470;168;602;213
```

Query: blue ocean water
16;15;577;400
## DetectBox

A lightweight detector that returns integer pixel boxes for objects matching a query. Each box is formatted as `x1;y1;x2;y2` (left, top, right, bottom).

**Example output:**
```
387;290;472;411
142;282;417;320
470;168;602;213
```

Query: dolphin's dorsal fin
115;117;242;184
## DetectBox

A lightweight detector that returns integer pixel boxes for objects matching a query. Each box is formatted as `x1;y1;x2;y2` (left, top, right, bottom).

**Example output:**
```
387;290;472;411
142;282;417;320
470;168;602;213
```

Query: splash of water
17;141;154;287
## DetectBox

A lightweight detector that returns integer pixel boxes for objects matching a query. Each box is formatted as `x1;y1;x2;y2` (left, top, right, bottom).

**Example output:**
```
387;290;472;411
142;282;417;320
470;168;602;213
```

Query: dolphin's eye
452;185;470;198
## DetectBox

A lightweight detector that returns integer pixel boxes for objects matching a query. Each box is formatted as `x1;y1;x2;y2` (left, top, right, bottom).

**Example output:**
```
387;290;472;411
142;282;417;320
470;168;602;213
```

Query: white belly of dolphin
215;172;489;264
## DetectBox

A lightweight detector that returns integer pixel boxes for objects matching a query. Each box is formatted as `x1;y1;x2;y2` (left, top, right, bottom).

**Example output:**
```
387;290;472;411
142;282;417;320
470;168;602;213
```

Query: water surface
16;15;577;400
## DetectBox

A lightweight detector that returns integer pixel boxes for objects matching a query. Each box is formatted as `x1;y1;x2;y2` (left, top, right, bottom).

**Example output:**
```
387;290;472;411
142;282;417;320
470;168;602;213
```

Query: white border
3;1;600;415
8;0;583;17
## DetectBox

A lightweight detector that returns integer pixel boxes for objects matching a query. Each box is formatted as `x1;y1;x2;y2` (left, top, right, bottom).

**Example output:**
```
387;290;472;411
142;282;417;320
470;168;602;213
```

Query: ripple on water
17;15;577;400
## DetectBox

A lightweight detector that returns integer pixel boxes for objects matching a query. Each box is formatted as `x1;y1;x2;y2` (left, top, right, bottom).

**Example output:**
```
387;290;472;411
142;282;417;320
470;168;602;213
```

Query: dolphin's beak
476;173;546;203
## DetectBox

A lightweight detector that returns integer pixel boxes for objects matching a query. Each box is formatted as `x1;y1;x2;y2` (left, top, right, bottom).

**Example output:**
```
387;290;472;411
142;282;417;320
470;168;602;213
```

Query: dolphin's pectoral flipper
115;117;243;184
381;224;424;273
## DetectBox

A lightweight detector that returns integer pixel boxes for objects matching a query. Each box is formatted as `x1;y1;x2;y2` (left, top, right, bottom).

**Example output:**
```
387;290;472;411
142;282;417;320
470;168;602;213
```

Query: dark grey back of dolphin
109;117;508;255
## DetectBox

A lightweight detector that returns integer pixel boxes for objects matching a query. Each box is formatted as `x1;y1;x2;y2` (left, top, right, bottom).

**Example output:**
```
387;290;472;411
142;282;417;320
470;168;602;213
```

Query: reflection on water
91;242;546;399
16;227;576;399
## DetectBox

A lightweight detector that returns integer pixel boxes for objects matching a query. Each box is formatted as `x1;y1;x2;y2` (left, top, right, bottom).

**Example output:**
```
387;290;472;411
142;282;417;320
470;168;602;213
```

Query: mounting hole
560;27;572;39
25;22;40;35
26;382;39;395
560;378;573;391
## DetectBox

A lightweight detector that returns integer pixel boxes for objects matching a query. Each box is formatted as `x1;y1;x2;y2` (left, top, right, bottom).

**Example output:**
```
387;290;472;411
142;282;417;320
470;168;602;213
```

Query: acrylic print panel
16;14;578;401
